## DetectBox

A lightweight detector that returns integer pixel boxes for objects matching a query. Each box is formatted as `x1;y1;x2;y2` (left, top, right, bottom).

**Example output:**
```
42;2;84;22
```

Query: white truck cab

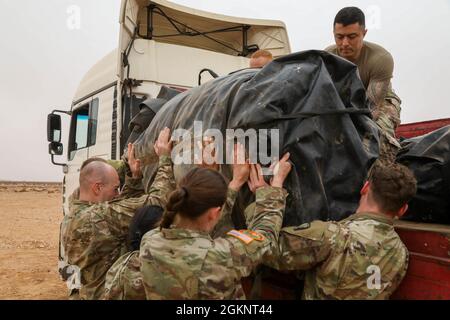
46;0;291;285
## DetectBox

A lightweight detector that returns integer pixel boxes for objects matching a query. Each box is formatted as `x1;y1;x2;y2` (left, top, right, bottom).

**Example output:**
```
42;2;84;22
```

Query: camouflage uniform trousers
375;95;402;164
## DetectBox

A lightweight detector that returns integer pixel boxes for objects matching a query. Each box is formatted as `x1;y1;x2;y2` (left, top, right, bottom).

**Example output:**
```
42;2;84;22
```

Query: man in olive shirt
325;7;402;163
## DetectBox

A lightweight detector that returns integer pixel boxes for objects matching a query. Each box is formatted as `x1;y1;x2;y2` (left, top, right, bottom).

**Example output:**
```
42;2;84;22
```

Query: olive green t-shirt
325;41;394;90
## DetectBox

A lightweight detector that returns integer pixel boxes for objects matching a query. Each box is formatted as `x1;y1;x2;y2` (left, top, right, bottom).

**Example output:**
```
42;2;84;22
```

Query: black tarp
126;86;181;145
397;125;450;224
134;50;380;227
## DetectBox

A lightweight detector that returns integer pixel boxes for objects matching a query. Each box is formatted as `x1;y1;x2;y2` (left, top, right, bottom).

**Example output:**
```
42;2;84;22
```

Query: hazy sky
1;0;449;182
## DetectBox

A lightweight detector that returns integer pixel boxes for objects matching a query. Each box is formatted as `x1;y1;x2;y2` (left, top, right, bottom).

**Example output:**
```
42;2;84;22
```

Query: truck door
64;98;100;210
84;87;117;161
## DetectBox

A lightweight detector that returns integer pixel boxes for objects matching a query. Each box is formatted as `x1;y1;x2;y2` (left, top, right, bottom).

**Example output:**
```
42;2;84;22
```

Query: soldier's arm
222;186;287;278
211;188;238;238
248;186;286;243
106;155;175;235
119;174;145;199
266;221;336;271
144;155;176;208
367;79;391;119
119;144;145;198
367;53;394;118
211;143;250;238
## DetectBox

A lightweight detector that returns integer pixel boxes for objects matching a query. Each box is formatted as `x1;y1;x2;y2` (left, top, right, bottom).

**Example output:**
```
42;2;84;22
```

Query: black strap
241;107;372;129
273;107;371;121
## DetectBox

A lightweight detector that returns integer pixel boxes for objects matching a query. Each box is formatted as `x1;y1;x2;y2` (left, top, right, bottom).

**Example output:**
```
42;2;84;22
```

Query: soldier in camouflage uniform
140;151;292;300
62;128;175;300
104;170;240;300
63;149;145;299
104;205;164;300
266;162;417;300
103;193;240;300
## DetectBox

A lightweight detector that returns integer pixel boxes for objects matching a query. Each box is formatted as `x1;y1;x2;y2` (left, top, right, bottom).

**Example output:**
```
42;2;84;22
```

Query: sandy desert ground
0;182;67;300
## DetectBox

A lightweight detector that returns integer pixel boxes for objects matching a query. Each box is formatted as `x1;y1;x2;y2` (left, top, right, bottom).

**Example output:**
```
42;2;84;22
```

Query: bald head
249;50;273;68
79;161;120;203
80;157;108;170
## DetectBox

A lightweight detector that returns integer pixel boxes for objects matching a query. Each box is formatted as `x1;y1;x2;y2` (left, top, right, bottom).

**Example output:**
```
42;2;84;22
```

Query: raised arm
145;127;176;208
212;143;249;238
222;154;292;278
106;128;176;235
120;143;145;199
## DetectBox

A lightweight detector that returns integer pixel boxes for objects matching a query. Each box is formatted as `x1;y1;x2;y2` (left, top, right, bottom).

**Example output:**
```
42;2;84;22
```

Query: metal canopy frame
140;4;258;56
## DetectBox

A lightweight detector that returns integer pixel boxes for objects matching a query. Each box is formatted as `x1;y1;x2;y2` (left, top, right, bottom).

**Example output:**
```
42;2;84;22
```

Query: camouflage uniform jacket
104;251;145;300
62;155;175;300
140;186;287;300
103;188;238;300
267;212;409;300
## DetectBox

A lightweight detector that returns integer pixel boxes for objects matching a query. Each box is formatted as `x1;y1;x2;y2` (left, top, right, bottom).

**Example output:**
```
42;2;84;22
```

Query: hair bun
166;187;188;213
181;187;189;198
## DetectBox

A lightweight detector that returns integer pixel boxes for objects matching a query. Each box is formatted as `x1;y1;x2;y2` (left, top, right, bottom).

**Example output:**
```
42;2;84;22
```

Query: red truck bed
392;221;450;299
391;119;450;299
396;118;450;139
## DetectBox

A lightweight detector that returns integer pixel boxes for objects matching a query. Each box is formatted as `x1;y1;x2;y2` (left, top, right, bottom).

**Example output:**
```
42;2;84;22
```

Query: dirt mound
0;182;61;194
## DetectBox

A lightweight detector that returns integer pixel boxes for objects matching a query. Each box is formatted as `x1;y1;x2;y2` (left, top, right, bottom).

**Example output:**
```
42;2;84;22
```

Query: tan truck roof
73;49;117;107
121;0;291;57
74;0;292;104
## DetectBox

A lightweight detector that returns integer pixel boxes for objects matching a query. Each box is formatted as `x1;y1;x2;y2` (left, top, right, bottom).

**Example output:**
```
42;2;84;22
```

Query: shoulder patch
327;223;339;233
227;230;254;244
227;230;265;244
245;230;265;242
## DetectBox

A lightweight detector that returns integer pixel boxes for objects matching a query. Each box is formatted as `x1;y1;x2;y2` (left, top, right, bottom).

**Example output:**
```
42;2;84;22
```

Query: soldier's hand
154;127;173;157
127;143;142;178
198;136;220;171
248;164;268;192
271;152;292;188
229;143;250;191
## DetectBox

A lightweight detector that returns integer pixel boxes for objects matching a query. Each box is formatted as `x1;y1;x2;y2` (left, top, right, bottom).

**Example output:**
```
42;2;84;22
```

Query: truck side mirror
47;114;62;143
49;142;64;156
